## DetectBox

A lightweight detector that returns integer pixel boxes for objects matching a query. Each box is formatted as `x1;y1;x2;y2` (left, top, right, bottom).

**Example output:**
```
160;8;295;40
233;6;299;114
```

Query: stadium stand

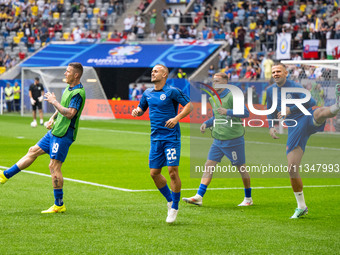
0;0;339;80
0;0;130;70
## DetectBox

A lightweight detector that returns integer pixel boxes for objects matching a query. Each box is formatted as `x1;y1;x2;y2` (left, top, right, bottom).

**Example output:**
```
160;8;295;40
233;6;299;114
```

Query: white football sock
294;191;307;209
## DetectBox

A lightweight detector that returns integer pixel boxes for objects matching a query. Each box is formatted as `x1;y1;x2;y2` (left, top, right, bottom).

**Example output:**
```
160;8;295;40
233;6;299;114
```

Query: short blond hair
214;72;228;81
69;62;83;78
155;64;169;78
272;62;286;69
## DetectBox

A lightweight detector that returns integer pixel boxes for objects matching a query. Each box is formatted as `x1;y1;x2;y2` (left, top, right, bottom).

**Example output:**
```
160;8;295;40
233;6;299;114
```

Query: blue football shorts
286;109;325;155
37;130;74;162
149;140;181;169
207;136;245;166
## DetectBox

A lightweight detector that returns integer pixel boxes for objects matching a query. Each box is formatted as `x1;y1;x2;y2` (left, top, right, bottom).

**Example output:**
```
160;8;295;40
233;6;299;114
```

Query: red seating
28;37;35;44
19;52;26;60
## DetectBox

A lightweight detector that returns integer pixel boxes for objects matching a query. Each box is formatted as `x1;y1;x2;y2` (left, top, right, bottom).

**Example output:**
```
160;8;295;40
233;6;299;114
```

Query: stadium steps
20;44;96;67
189;41;227;82
109;0;140;33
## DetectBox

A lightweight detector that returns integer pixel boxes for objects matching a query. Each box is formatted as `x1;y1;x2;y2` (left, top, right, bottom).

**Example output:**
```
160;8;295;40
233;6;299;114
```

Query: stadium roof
20;42;220;68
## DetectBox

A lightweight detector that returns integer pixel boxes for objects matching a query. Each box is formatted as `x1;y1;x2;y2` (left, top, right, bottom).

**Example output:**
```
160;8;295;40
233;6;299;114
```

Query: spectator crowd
0;0;339;82
0;0;128;72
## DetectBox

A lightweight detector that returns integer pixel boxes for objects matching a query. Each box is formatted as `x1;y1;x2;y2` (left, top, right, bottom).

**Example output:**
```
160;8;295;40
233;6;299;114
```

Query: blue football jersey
266;80;316;128
139;84;190;141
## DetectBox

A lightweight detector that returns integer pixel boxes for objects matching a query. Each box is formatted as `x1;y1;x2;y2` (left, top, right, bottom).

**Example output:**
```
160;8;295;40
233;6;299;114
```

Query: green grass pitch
0;115;339;254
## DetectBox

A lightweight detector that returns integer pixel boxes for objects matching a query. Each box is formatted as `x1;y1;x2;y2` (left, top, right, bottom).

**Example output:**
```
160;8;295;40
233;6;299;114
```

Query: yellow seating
0;66;6;74
53;12;60;19
63;32;70;40
93;8;100;15
13;36;21;44
17;31;24;38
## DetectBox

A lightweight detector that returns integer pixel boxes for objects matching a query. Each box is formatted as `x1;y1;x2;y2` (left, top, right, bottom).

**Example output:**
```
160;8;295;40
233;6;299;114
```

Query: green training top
209;90;245;140
52;84;86;140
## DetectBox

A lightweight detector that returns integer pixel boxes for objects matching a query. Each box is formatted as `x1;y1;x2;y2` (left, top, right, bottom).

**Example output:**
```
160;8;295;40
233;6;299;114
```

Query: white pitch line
1;166;340;192
23;170;135;192
81;127;148;136
80;127;340;151
0;166;134;192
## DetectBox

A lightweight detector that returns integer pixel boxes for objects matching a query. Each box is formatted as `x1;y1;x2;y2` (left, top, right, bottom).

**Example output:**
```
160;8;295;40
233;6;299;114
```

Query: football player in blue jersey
132;64;193;223
267;63;340;219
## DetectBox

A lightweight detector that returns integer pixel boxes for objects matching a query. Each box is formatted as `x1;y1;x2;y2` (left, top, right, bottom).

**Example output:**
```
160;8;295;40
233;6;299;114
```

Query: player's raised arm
44;92;78;120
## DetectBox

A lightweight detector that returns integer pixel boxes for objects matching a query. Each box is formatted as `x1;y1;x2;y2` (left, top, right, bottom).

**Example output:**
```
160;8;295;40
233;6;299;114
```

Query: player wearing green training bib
183;72;253;207
0;63;86;214
208;88;245;141
52;83;86;140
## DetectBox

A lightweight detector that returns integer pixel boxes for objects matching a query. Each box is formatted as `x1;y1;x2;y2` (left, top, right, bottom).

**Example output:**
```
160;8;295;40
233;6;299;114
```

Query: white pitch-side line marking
23;170;135;192
80;127;340;151
81;127;148;136
0;166;134;192
1;166;340;192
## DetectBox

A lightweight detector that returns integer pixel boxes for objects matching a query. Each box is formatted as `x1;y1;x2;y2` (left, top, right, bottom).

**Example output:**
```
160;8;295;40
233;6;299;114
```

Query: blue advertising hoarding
20;43;220;68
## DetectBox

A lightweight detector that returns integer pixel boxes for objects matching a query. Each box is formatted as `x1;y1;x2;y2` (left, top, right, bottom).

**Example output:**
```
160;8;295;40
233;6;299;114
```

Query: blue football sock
54;189;64;206
171;191;181;210
245;188;252;198
3;164;21;179
158;184;172;202
197;183;208;197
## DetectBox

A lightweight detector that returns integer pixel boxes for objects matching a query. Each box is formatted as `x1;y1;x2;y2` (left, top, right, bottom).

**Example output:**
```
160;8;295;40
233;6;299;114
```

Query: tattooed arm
44;92;77;120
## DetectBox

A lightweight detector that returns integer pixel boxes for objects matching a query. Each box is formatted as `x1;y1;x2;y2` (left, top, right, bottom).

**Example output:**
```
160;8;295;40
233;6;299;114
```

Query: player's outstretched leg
287;147;308;219
0;165;20;184
0;170;9;184
1;145;45;185
182;160;216;206
237;164;253;206
313;84;340;124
